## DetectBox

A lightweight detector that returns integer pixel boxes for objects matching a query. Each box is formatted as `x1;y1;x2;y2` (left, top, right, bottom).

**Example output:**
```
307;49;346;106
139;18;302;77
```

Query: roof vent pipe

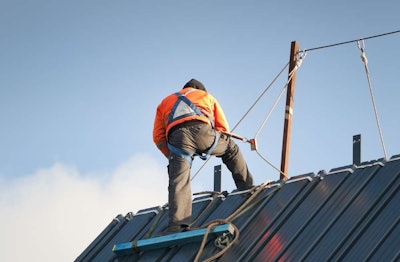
353;134;361;165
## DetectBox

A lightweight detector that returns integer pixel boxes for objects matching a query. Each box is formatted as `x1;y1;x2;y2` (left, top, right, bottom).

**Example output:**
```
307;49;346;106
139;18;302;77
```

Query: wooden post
280;41;299;180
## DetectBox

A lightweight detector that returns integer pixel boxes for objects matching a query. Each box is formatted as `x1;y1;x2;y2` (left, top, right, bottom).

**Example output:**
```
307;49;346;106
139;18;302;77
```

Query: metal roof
76;154;400;261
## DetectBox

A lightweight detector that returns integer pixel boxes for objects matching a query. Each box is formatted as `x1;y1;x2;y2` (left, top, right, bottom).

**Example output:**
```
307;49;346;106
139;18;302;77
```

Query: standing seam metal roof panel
244;177;323;262
299;163;384;261
165;190;254;261
141;196;221;262
335;160;400;261
269;172;351;261
75;214;124;262
220;183;286;261
247;177;326;261
92;207;162;262
77;156;400;262
190;194;225;228
118;195;222;262
220;177;314;262
328;159;400;261
77;214;133;262
343;180;400;261
270;167;370;261
251;168;353;261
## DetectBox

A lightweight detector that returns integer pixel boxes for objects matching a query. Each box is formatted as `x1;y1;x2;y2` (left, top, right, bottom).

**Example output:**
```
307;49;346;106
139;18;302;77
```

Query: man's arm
213;98;230;132
153;107;169;158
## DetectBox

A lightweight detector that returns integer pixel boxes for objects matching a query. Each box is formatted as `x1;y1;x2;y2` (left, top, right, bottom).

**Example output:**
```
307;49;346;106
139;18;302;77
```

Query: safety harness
167;90;220;165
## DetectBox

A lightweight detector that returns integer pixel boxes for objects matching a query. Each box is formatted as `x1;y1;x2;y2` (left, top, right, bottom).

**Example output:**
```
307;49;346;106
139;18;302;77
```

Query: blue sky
0;1;399;261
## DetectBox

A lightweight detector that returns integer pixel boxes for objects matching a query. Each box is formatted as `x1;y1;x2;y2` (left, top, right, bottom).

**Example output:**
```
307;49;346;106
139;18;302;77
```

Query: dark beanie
183;78;207;91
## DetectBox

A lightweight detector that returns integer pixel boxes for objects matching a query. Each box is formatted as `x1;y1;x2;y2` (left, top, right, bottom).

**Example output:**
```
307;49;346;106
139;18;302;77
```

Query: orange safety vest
153;88;229;157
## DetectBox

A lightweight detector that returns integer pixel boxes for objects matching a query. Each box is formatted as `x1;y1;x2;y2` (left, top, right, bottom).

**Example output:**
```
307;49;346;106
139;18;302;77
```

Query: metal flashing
285;176;313;184
228;188;256;196
388;155;400;161
356;161;385;169
135;206;161;216
326;167;355;176
264;181;283;189
192;191;225;202
192;196;214;204
112;214;124;223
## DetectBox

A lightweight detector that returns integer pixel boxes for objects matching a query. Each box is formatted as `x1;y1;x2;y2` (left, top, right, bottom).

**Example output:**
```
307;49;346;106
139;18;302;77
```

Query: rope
193;220;239;262
253;78;287;139
252;52;307;178
191;62;290;181
190;157;210;181
193;180;275;261
190;29;400;181
193;191;224;196
255;150;286;177
357;40;388;160
192;53;304;181
188;193;225;234
304;30;400;52
231;62;290;132
142;208;166;239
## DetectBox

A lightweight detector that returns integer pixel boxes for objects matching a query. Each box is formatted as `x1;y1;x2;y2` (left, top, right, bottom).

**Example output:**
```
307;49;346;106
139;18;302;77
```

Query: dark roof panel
75;214;124;262
336;160;400;261
117;194;223;262
76;155;400;262
222;177;314;261
166;190;254;261
92;207;161;262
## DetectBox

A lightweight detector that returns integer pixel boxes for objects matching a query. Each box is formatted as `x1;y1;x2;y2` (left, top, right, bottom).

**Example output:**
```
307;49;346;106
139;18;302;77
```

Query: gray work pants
167;121;253;227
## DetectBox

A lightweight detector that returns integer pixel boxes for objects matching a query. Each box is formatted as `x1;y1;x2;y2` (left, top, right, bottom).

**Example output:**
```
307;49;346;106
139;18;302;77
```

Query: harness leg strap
167;143;194;166
199;131;220;160
167;131;220;165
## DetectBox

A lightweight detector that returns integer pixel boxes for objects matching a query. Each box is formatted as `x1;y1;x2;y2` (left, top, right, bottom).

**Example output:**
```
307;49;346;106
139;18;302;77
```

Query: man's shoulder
159;92;179;106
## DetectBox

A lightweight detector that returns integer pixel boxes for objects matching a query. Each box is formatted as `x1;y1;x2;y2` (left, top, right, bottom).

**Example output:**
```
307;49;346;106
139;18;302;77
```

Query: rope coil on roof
193;180;276;262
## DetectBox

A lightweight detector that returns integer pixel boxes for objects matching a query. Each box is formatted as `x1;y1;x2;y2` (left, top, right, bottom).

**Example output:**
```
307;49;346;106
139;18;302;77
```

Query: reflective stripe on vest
167;90;219;164
168;91;214;128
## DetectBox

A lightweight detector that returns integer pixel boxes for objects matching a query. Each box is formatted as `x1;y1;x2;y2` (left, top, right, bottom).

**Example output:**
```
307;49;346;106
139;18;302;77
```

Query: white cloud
0;154;168;262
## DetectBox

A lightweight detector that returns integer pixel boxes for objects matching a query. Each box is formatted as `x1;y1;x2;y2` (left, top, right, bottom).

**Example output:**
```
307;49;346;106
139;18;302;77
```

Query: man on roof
153;78;254;234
